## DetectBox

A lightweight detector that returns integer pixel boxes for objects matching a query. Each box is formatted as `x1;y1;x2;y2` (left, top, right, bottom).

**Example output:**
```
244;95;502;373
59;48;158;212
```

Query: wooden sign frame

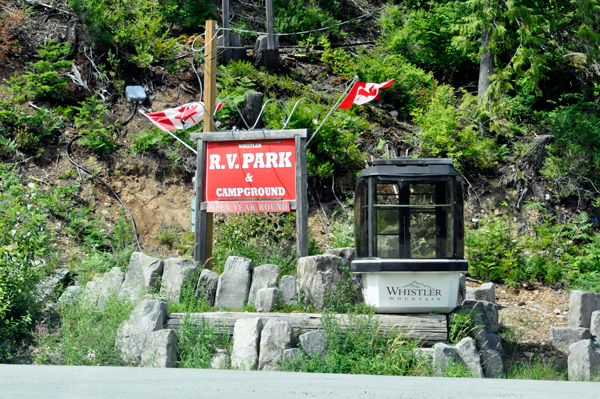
191;129;309;266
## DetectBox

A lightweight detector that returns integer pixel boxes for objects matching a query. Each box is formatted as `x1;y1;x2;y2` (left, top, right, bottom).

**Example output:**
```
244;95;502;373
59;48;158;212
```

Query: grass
177;315;231;369
506;359;567;381
34;292;134;366
279;312;430;376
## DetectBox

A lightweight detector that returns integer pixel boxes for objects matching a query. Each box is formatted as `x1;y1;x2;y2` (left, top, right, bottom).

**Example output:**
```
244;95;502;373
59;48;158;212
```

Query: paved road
1;364;599;398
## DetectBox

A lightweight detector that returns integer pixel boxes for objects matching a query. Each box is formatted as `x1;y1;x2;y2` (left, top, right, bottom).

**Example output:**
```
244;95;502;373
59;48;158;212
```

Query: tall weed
177;315;230;369
280;313;429;376
51;293;133;366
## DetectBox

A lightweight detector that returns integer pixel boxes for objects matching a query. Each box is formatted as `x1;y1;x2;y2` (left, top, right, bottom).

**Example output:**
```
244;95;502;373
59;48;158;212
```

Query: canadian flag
144;102;225;131
337;79;395;109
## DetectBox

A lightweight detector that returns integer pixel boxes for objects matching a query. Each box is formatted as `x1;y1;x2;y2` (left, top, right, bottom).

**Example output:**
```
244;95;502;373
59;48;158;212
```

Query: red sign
206;201;291;213
205;139;296;212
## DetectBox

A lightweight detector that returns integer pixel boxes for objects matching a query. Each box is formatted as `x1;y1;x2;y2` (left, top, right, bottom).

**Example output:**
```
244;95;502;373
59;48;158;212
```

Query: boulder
550;327;592;350
211;350;230;369
36;268;70;303
280;275;297;305
231;317;263;370
297;255;348;309
568;339;600;381
299;330;327;358
481;349;504;378
140;329;178;368
432;343;461;377
248;264;280;306
466;282;495;303
196;269;219;307
474;329;504;356
160;258;198;302
457;273;466;305
324;247;356;263
569;290;600;329
591;311;600;340
215;256;253;309
121;252;164;301
455;337;484;378
115;299;168;364
283;348;301;361
83;267;124;308
58;285;82;305
258;319;293;370
256;288;282;312
461;300;499;334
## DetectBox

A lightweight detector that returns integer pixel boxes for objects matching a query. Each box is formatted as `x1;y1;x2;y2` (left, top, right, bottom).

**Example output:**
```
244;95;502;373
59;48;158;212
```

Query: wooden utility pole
265;0;275;50
254;0;278;71
194;20;218;266
222;0;230;53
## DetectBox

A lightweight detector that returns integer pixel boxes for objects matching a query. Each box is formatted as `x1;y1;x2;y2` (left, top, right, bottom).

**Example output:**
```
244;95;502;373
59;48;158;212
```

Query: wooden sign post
192;129;309;266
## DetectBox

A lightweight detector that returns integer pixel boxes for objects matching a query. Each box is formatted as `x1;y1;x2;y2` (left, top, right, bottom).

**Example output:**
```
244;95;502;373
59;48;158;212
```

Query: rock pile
434;283;504;378
548;290;600;380
227;316;326;370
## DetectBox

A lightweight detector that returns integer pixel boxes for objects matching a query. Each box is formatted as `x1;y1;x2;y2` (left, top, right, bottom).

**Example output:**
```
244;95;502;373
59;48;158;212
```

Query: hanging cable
118;103;138;126
66;135;143;251
282;97;321;129
224;5;388;38
214;99;251;129
191;54;204;101
252;98;288;129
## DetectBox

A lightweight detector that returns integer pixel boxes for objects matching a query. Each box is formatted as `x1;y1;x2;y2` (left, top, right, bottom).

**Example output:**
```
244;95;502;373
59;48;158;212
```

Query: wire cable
282;97;321;129
214;99;251;129
118;103;138;126
225;5;387;38
66;135;143;251
251;98;288;129
191;54;204;101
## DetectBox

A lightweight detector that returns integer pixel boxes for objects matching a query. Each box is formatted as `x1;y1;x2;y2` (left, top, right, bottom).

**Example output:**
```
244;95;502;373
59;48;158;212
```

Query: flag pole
139;110;198;154
305;76;358;148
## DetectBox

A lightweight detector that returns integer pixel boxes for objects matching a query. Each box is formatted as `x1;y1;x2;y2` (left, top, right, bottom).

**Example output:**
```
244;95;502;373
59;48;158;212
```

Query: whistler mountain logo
386;281;442;301
401;281;434;290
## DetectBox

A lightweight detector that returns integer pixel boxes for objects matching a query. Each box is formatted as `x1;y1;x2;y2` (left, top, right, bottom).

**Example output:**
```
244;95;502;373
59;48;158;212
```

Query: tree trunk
478;25;494;100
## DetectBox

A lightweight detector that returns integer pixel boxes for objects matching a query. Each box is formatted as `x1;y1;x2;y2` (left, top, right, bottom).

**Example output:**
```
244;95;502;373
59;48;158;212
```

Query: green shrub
273;0;340;44
177;315;230;369
161;0;216;31
466;212;600;288
0;100;64;153
539;102;600;200
410;85;496;170
74;96;117;154
280;313;429;376
448;311;476;344
9;41;72;101
322;263;362;314
379;4;474;82
213;213;297;276
0;167;53;356
155;222;180;249
329;210;354;248
50;293;134;366
130;128;167;155
69;0;181;67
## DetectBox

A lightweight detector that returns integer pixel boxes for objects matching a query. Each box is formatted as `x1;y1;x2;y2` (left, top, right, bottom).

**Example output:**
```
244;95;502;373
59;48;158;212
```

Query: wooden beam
167;312;448;346
190;129;309;142
196;19;219;266
296;135;308;258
